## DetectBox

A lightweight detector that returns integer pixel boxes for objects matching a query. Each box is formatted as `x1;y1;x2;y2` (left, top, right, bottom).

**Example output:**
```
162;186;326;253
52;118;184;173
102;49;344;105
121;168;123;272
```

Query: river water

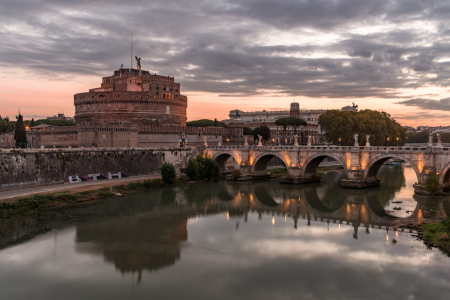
1;164;450;300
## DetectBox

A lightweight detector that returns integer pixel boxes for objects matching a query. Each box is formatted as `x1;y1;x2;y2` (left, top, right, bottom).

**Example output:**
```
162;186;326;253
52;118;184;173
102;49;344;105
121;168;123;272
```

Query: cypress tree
14;114;27;148
31;118;35;127
214;118;218;127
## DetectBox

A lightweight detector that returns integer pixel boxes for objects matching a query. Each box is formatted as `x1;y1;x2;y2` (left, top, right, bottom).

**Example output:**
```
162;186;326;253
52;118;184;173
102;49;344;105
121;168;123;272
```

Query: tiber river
1;164;450;300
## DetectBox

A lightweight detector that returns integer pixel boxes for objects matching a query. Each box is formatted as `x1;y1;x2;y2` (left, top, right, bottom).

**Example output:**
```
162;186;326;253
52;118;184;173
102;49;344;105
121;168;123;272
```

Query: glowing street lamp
387;137;390;146
396;137;399;146
338;138;341;146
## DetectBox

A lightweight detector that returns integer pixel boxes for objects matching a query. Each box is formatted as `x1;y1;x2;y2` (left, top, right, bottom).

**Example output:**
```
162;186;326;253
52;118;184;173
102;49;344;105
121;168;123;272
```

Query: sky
1;0;450;126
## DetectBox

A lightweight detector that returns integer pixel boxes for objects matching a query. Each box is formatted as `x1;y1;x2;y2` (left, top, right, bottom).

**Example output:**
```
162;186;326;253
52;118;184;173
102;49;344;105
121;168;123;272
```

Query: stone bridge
203;144;450;192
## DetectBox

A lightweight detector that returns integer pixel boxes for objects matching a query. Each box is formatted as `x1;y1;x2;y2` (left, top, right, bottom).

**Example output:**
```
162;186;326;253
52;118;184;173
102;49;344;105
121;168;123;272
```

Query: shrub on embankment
184;155;219;181
421;217;450;250
160;162;176;184
0;175;192;218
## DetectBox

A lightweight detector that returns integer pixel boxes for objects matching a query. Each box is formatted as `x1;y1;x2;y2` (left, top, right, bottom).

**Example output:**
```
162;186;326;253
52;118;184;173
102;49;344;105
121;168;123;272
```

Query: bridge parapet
203;144;450;194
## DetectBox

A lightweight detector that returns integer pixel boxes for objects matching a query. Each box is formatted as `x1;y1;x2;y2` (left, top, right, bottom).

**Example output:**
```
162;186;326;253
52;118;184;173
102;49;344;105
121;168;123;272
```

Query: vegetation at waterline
268;167;288;175
231;169;241;180
187;119;227;128
184;155;220;181
318;109;406;146
0;176;192;218
421;217;450;249
424;172;441;195
160;161;176;184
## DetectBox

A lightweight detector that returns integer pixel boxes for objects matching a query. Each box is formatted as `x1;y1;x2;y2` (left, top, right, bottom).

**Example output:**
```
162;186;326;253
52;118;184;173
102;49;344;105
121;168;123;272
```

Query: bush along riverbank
0;175;194;219
419;217;450;253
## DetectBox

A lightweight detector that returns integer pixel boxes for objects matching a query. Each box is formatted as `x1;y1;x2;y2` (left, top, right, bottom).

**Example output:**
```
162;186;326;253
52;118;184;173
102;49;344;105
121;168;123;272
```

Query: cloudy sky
2;0;450;126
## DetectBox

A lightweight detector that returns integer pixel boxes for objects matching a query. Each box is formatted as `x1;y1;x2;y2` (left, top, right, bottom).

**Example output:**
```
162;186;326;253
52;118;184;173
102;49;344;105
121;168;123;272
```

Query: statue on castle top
135;56;141;68
218;136;223;146
204;136;208;147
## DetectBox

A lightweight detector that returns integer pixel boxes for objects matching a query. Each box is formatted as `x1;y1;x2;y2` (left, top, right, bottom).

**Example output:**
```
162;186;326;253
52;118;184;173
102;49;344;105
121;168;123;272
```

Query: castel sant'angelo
74;58;188;127
13;57;242;149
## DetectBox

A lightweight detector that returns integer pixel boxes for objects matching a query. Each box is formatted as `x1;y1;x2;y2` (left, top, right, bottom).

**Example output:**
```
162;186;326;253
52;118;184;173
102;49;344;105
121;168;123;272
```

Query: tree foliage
0;116;14;134
318;110;406;146
251;126;271;143
30;118;35;127
14;114;27;148
275;117;307;144
243;127;252;135
406;131;428;143
184;155;220;181
424;172;440;195
187;119;227;128
160;162;177;185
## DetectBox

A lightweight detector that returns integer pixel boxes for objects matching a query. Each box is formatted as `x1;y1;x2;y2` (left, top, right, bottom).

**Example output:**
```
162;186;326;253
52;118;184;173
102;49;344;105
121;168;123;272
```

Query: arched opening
304;155;344;179
440;165;450;191
214;153;239;172
365;156;420;218
252;181;284;206
253;154;287;174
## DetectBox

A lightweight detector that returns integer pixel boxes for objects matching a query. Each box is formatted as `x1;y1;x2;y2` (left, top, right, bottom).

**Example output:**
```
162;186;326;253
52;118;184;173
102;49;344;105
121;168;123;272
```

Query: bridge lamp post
396;137;399;146
338;138;341;146
387;137;390;146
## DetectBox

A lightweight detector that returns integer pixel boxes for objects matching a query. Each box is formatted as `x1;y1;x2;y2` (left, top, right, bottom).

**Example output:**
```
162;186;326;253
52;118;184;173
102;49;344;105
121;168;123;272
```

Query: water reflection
2;167;450;300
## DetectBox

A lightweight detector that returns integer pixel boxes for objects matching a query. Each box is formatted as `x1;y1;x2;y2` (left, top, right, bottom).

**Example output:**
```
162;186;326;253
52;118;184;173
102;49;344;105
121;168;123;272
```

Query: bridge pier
341;170;380;189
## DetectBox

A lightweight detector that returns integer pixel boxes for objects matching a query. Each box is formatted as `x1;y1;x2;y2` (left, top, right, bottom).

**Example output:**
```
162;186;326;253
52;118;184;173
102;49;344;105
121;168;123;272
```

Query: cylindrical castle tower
74;68;187;126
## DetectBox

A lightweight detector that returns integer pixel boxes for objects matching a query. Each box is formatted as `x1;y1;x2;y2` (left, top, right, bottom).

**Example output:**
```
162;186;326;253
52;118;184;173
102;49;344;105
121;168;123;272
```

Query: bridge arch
252;152;289;173
438;162;450;188
363;154;420;183
213;152;241;171
302;153;347;178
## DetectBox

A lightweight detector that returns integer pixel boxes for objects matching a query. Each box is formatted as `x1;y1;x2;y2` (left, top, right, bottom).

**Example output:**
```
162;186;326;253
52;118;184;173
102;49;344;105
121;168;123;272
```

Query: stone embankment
0;147;194;192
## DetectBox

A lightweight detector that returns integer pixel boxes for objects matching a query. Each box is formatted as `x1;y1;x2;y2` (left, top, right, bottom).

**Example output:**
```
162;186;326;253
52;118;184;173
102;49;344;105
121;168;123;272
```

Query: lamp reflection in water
272;216;275;226
227;212;229;220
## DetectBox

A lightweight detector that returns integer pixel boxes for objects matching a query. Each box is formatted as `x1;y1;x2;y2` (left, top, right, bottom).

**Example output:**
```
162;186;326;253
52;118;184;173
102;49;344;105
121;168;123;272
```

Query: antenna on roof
130;34;133;69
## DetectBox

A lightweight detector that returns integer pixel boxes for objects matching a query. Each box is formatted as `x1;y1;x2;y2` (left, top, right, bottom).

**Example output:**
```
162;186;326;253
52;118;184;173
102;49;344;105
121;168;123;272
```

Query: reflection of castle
76;212;188;282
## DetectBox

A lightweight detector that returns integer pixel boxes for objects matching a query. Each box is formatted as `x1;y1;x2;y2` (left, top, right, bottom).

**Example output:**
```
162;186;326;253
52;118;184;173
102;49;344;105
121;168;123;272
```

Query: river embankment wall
0;148;193;191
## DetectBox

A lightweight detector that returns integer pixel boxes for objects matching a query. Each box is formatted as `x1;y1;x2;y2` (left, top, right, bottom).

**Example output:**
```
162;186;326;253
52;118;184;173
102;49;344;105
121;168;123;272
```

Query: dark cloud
1;0;450;99
396;98;450;111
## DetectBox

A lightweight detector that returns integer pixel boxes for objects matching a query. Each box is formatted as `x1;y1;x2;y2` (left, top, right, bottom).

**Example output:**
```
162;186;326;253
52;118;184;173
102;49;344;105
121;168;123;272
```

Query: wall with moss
0;148;192;190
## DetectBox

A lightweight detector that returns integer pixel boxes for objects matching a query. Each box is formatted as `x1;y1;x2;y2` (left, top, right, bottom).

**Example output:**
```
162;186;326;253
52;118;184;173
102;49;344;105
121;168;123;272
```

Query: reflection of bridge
73;182;449;282
205;144;450;191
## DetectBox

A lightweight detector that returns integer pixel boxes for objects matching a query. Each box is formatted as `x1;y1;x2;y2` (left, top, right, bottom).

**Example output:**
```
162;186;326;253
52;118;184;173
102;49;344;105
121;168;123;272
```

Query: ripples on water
1;165;450;300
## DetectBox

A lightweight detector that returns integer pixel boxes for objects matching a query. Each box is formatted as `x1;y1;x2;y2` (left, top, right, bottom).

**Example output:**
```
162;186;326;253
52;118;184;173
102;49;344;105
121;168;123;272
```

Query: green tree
160;161;176;184
251;126;271;144
214;118;218;126
424;172;440;195
184;155;219;181
0;116;14;134
243;127;252;135
406;131;428;143
187;119;227;128
14;114;27;148
318;109;406;146
30;118;35;127
275;117;306;145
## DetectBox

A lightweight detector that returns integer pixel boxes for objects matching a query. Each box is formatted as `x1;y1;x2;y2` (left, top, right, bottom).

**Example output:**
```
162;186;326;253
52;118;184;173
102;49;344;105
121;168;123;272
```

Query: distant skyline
2;0;450;126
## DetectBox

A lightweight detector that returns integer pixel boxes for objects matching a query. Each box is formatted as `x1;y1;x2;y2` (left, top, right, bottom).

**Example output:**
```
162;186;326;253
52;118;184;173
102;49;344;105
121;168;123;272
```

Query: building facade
222;103;358;145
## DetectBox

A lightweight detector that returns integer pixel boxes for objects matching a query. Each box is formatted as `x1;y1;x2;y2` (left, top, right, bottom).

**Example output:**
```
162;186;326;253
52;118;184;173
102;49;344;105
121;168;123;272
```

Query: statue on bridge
365;135;371;147
294;135;298;147
436;132;443;148
218;136;222;146
135;56;141;70
353;133;359;147
428;133;433;147
257;134;263;146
